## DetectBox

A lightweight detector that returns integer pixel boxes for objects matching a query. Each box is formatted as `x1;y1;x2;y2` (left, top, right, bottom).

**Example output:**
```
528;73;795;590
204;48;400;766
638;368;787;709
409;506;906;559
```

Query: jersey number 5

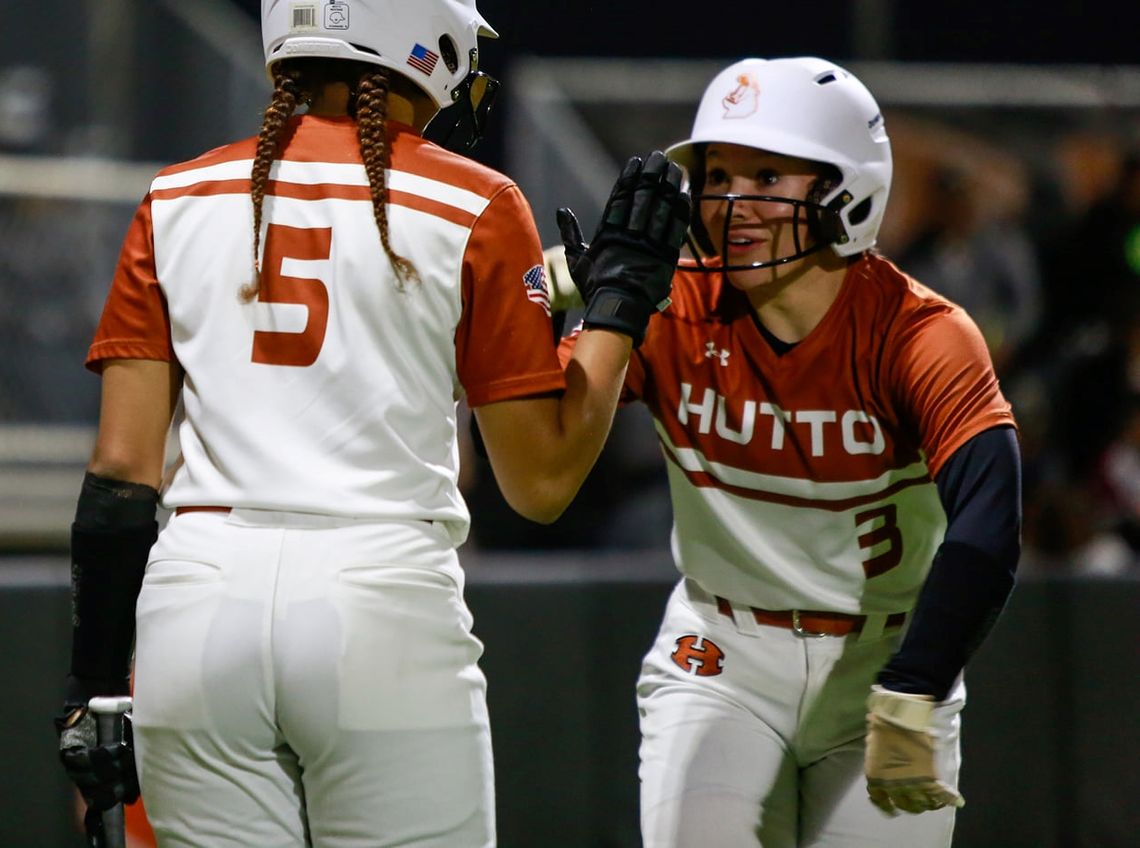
252;224;332;367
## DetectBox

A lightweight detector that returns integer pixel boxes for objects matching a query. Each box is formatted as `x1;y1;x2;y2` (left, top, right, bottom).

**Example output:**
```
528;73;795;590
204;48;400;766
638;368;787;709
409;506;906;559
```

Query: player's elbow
512;504;566;526
496;475;579;525
87;448;162;490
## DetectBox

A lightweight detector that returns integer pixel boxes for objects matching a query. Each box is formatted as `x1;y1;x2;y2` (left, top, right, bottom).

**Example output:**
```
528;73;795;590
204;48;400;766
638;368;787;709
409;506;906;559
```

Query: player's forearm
876;540;1015;699
477;328;630;523
557;327;632;450
878;427;1021;699
521;329;631;523
67;473;158;701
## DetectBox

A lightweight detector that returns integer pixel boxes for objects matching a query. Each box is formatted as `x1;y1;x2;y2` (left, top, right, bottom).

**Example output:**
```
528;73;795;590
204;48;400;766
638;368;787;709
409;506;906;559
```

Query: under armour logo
705;342;730;366
671;635;725;676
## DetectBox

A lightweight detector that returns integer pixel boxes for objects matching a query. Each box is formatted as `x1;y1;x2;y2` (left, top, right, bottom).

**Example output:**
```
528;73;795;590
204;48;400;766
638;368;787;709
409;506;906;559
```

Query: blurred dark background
225;1;1137;64
5;2;1137;165
2;2;1140;845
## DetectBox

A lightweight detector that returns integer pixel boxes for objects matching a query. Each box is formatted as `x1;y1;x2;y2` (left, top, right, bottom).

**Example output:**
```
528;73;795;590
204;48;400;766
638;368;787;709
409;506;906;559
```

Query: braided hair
355;68;419;287
243;59;418;302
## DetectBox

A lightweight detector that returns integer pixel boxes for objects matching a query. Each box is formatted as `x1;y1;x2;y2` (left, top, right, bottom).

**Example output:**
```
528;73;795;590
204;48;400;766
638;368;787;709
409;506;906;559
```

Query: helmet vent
439;35;459;73
811;70;848;87
350;43;380;58
848;197;872;226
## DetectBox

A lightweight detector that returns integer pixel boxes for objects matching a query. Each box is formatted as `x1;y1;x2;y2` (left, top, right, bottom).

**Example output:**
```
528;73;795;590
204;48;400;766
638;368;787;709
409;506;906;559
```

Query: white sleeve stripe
151;159;256;189
388;171;490;215
151;160;490;215
656;422;931;501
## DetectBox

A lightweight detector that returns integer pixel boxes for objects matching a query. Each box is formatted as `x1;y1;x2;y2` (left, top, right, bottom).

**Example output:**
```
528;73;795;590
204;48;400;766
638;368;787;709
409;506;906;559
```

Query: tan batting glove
542;244;585;313
865;685;965;816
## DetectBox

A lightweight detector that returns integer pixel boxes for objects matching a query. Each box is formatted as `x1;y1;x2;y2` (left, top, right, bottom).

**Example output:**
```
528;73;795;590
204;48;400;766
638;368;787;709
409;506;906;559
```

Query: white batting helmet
666;56;892;258
261;0;498;111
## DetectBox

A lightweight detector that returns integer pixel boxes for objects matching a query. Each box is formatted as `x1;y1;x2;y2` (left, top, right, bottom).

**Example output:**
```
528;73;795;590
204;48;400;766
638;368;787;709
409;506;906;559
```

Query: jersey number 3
854;504;903;578
252;224;332;367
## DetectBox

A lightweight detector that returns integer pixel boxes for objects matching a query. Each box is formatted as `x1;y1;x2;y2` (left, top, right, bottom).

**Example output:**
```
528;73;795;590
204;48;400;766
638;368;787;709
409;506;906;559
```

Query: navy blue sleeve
876;425;1022;700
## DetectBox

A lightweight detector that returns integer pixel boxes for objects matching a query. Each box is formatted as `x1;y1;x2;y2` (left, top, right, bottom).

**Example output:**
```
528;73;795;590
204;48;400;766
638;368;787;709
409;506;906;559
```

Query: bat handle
89;696;133;848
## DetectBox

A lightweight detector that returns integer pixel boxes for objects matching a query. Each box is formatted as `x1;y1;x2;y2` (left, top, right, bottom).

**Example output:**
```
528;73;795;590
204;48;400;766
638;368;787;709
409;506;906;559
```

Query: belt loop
715;595;736;623
735;603;761;637
683;578;720;621
857;612;887;642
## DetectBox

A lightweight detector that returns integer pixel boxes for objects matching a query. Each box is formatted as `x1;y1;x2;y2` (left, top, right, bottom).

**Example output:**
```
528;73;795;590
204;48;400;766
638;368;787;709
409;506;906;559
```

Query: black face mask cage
422;52;501;153
685;191;849;272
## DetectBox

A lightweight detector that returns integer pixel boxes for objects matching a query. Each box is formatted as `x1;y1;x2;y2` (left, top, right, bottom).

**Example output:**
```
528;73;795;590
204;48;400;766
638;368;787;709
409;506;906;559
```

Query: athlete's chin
724;265;781;292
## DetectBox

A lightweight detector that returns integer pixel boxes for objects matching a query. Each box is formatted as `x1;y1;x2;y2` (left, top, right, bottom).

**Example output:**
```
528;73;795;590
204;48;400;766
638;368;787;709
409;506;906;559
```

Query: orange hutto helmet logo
721;73;759;119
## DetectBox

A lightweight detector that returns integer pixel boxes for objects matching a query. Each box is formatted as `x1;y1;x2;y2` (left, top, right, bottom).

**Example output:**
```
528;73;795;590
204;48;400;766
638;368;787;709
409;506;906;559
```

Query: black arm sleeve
66;472;158;706
876;426;1022;700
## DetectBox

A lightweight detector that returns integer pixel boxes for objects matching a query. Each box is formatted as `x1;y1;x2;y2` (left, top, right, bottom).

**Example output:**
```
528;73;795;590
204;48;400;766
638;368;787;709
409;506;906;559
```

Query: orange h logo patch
671;635;725;676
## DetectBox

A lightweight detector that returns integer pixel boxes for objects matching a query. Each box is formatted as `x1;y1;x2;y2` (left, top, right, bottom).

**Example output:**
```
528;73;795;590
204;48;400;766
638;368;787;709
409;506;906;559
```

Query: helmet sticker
722;74;760;119
289;3;318;31
324;2;349;30
407;43;440;76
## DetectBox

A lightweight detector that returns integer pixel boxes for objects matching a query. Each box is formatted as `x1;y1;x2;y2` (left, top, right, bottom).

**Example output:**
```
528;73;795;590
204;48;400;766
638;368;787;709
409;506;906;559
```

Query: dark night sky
234;1;1135;66
235;1;1132;172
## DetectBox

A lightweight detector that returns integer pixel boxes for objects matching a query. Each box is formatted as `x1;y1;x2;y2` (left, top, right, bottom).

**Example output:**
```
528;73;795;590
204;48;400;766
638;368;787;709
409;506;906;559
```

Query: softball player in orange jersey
54;2;689;845
555;57;1021;847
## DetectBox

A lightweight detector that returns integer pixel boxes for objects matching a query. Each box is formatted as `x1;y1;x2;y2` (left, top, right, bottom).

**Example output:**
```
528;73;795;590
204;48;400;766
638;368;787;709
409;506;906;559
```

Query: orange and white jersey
89;115;565;545
564;253;1015;613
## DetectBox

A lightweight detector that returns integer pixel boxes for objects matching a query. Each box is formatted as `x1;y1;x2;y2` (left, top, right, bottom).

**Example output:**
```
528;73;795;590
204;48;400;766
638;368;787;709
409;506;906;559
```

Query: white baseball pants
638;578;963;848
131;508;494;847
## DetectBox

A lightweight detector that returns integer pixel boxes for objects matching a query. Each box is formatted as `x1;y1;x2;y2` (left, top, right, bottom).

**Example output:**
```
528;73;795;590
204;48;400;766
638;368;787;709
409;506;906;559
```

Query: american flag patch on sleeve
522;264;551;316
406;43;439;76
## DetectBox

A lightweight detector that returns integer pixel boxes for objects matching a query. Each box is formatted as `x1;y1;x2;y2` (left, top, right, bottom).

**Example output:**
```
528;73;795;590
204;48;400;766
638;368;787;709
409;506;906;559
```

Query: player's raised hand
864;685;965;816
558;151;691;348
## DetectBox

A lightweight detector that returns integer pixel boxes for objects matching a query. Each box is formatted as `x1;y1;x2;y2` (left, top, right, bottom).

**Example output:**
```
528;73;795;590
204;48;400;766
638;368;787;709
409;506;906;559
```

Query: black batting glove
558;151;691;348
56;679;139;813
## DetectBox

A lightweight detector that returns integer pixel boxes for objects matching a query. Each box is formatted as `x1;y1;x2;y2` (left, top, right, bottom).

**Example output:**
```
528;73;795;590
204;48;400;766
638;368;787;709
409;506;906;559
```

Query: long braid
242;68;301;302
356;68;419;287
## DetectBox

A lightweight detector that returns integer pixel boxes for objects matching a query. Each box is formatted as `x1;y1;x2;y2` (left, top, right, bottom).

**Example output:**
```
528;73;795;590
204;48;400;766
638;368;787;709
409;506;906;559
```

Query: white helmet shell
261;0;498;110
666;57;892;257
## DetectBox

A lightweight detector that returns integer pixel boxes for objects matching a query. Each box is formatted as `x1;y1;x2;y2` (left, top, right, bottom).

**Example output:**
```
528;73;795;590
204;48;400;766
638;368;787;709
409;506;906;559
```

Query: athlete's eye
705;167;729;188
756;169;780;186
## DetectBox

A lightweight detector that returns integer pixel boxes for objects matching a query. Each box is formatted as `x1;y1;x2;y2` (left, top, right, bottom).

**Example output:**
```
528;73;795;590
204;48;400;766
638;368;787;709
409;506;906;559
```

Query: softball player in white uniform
57;2;689;845
556;57;1021;847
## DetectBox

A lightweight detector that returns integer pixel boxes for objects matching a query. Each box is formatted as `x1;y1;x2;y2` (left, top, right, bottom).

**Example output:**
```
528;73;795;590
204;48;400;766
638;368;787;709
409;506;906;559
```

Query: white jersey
89;116;565;545
562;254;1015;613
